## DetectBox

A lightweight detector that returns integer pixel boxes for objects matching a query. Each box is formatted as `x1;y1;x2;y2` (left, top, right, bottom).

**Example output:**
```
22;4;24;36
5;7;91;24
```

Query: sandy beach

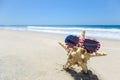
0;30;120;80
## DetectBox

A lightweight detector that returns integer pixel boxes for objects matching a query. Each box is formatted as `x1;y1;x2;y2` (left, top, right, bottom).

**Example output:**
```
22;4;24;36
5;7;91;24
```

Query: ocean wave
0;26;120;40
27;26;120;32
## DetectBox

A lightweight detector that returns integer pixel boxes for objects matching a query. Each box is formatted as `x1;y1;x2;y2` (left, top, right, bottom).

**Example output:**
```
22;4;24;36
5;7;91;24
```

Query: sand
0;30;120;80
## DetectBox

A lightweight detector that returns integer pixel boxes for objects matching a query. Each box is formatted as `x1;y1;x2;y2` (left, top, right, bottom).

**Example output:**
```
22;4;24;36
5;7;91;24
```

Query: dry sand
0;30;120;80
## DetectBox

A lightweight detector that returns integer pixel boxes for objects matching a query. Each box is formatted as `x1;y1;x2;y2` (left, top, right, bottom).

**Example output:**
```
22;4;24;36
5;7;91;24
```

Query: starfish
58;30;106;73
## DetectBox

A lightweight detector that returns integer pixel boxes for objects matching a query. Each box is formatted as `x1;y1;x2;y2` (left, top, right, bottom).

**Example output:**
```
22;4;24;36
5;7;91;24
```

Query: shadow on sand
65;69;99;80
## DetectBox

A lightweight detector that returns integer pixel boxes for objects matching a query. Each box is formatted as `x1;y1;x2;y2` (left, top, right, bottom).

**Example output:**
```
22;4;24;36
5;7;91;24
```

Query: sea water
0;25;120;40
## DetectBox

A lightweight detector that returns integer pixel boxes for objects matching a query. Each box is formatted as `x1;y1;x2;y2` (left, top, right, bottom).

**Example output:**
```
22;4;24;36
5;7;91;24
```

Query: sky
0;0;120;25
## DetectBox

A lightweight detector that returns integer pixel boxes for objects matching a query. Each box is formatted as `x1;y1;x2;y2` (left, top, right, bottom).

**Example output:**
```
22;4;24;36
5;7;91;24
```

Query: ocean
0;25;120;40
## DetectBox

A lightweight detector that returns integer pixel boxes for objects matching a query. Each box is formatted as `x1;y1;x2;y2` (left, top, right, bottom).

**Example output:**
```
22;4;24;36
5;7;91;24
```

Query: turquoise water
0;25;120;40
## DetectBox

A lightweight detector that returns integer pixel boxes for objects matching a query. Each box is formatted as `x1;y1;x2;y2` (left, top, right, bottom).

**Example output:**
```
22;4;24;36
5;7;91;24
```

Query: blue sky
0;0;120;25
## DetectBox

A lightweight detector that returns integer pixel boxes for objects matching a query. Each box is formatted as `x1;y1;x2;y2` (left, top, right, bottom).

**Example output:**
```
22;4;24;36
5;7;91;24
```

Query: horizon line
0;24;120;26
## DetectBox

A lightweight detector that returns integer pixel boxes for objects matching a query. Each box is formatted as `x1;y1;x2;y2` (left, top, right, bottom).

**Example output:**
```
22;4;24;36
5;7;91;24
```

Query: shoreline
0;29;120;80
1;29;120;41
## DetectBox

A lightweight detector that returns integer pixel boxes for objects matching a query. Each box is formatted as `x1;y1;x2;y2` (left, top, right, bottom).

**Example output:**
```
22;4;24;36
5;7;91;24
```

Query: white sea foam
0;26;120;40
27;26;120;40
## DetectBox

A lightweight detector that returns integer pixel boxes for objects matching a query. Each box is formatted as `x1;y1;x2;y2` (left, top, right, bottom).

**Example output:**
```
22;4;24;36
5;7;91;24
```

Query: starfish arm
58;42;70;52
95;52;107;56
79;30;86;39
90;52;107;57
